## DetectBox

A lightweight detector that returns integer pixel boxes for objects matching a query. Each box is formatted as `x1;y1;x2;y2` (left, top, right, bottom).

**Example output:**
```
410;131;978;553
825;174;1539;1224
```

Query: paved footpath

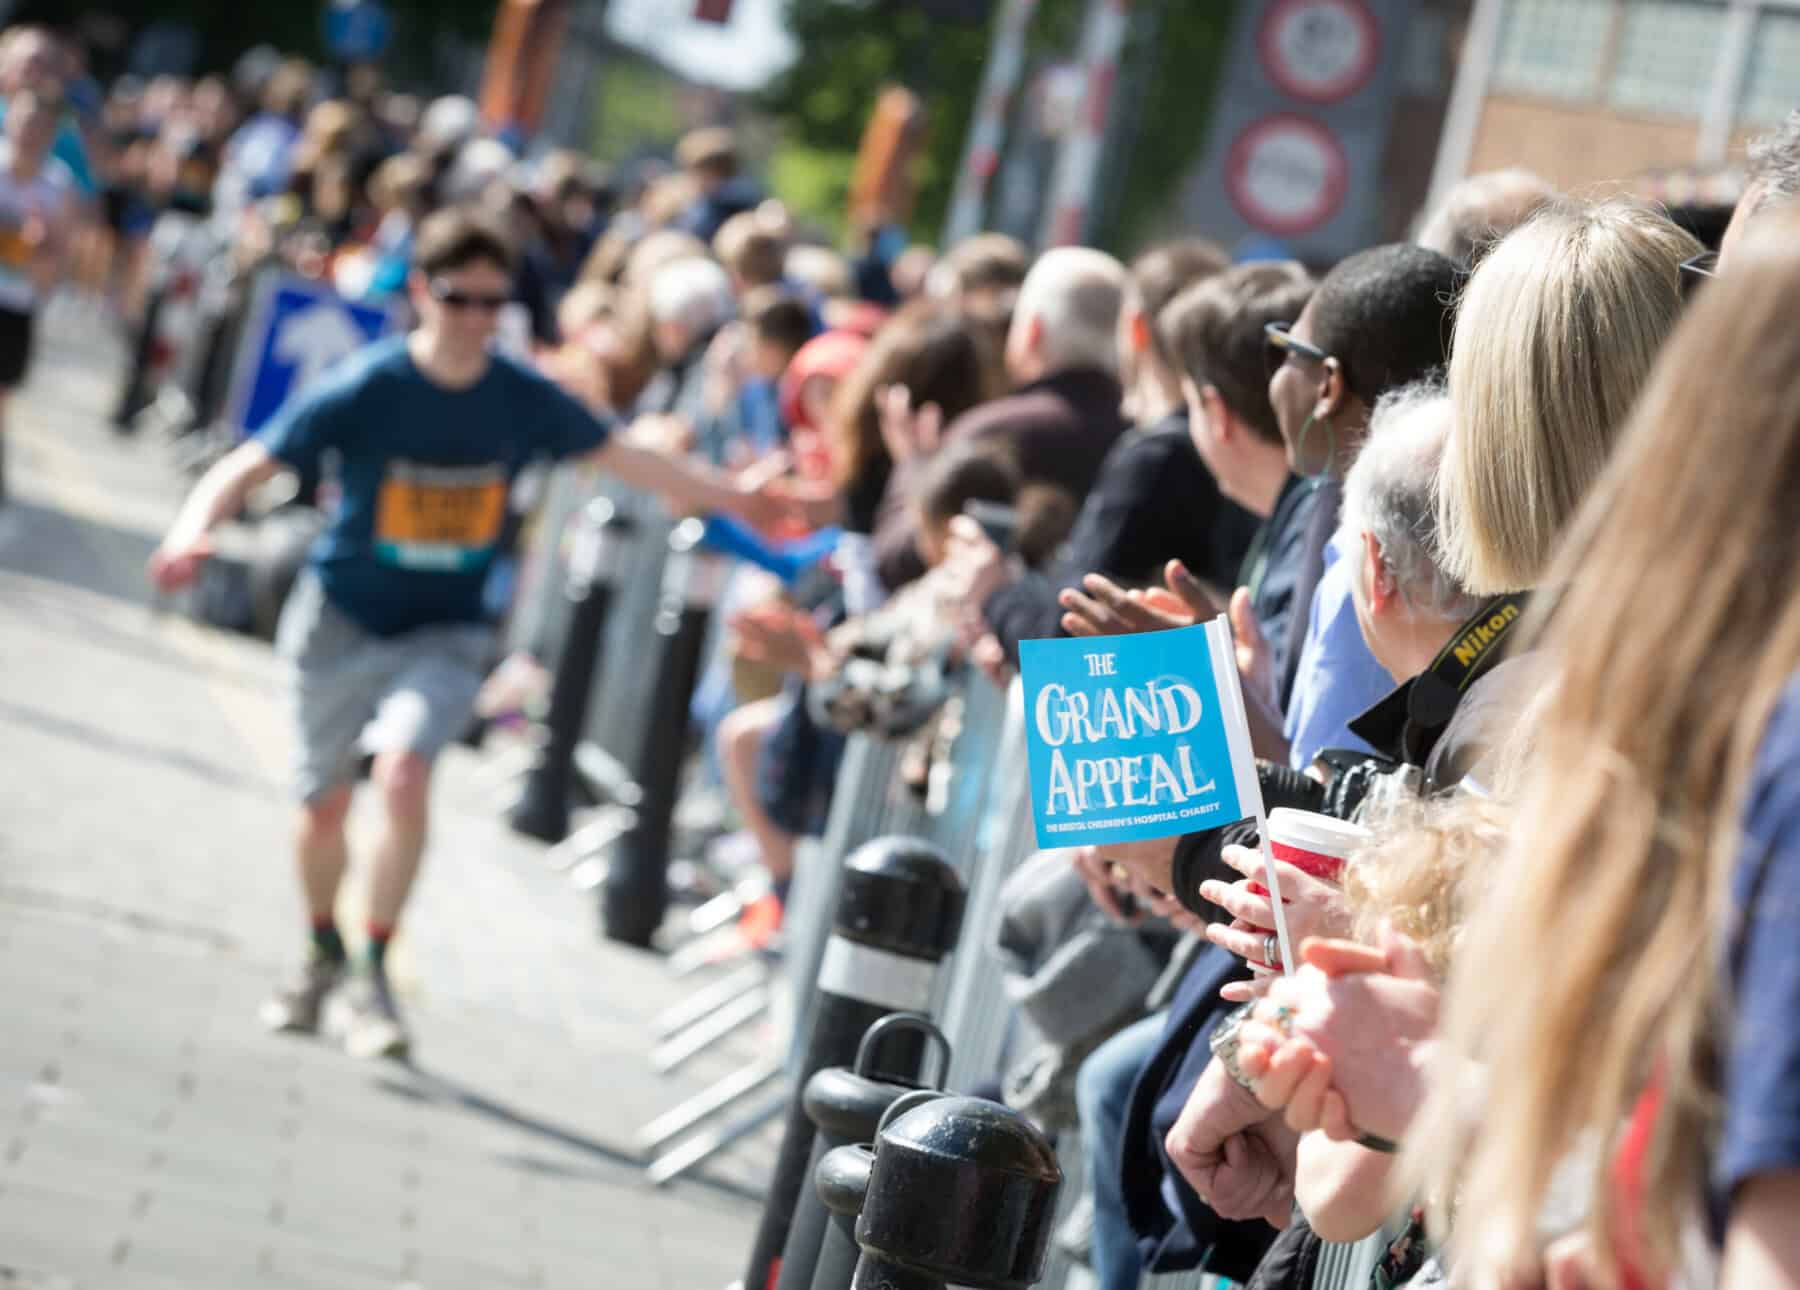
0;299;770;1290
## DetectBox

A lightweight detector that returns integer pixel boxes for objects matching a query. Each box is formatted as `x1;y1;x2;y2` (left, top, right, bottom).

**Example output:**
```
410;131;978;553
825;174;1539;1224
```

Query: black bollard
809;1085;942;1290
509;497;633;843
600;518;730;947
774;1016;949;1290
741;838;966;1290
821;1095;1063;1290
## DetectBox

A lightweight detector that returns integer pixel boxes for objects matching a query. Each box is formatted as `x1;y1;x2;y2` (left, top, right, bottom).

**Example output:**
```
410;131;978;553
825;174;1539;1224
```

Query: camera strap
1347;592;1529;770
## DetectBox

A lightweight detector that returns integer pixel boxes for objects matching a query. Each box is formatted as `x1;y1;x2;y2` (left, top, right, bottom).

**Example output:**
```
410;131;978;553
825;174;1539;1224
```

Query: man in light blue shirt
1282;530;1392;767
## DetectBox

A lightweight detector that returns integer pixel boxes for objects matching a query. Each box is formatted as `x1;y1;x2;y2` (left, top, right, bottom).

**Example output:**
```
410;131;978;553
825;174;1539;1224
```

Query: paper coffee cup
1266;808;1370;882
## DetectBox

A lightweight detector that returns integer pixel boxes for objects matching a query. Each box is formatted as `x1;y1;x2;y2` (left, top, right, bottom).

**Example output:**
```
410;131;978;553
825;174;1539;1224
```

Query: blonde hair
1439;199;1700;595
1343;794;1509;978
1412;208;1800;1286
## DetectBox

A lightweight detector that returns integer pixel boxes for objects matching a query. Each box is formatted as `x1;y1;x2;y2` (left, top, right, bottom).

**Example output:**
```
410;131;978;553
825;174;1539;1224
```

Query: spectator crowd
12;15;1800;1290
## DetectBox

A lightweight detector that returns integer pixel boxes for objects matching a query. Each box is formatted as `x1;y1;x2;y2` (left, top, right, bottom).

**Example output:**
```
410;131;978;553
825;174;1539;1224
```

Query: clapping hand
1233;927;1441;1142
1058;560;1223;639
876;384;943;466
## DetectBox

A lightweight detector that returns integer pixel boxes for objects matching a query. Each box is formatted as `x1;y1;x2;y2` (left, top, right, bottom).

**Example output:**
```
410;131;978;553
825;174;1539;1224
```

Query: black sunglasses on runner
429;279;511;312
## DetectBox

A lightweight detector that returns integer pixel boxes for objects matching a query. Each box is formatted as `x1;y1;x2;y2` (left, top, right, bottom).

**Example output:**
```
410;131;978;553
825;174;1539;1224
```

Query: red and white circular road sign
1225;113;1349;237
1258;0;1381;105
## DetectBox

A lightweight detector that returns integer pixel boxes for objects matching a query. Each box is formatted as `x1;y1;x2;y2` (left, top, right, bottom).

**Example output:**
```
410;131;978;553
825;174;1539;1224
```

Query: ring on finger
1273;1004;1296;1039
1262;933;1280;966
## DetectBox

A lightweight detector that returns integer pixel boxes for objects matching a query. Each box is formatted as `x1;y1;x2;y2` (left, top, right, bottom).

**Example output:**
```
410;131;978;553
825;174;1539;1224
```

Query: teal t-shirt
257;336;609;636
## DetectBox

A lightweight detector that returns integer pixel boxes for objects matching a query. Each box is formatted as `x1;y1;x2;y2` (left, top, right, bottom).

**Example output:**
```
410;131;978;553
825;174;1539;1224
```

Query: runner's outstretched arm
591;437;785;529
147;443;284;590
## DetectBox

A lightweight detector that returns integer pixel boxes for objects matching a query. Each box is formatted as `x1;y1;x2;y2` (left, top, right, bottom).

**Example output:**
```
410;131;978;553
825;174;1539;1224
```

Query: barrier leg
636;1055;783;1153
650;988;771;1075
654;962;770;1037
647;1085;791;1187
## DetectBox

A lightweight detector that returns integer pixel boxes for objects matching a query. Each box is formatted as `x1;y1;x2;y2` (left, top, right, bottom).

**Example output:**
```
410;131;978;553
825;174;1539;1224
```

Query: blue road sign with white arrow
324;0;393;62
226;273;397;439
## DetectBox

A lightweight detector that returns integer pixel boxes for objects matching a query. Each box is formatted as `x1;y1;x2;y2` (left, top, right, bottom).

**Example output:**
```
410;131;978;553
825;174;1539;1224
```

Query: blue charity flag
1019;619;1265;850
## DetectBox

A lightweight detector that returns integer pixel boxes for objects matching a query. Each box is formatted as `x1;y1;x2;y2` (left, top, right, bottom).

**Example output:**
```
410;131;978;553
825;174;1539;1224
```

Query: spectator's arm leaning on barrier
1163;1048;1301;1229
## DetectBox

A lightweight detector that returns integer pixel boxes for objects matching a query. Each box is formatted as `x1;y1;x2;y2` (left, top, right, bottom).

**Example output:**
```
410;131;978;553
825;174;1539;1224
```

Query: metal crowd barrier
497;464;1248;1288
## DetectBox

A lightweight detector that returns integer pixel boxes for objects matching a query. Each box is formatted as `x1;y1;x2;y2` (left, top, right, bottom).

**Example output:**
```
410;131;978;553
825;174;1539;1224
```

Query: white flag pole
1207;616;1295;975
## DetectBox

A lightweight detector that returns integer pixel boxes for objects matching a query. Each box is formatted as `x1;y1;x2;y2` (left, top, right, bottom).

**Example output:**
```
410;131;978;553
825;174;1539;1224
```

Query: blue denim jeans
1075;1011;1167;1290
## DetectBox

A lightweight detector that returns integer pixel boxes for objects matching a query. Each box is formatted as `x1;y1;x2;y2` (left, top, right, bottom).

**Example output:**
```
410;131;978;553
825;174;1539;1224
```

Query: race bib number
372;461;507;571
0;225;29;271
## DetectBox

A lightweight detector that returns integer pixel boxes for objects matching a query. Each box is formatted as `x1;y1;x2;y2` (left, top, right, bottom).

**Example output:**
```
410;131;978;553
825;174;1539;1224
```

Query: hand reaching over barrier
729;601;833;681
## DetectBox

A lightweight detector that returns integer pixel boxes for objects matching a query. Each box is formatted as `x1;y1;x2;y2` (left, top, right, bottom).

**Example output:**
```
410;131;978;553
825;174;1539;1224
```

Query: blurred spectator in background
0;85;75;499
875;246;1126;589
1719;108;1800;264
1414;167;1554;271
673;125;760;245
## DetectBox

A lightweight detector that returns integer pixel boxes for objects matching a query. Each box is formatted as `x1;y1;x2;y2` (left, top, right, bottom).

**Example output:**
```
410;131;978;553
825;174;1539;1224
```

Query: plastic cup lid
1267;808;1371;860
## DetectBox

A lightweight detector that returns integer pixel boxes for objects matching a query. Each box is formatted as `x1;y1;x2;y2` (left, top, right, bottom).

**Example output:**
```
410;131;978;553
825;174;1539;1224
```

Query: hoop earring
1294;410;1337;479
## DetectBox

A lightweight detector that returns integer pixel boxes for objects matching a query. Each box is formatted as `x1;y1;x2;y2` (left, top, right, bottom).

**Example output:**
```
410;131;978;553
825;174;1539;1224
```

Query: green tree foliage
1103;0;1235;252
757;0;992;241
760;0;1233;254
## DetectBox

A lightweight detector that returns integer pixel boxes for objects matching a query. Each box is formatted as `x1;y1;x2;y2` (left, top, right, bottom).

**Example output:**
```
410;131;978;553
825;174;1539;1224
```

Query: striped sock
310;917;346;964
366;924;395;974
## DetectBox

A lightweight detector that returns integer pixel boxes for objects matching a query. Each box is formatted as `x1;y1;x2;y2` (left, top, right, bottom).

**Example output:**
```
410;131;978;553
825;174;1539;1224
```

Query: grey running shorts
275;573;495;802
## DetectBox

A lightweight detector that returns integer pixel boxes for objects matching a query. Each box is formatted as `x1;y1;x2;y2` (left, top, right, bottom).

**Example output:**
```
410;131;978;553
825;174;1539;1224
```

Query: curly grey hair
1745;109;1800;218
1340;381;1483;621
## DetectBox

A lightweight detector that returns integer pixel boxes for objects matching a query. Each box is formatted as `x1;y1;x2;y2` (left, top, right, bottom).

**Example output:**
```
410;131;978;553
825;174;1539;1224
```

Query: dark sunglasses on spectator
429;279;511;312
1265;320;1331;368
1679;251;1719;302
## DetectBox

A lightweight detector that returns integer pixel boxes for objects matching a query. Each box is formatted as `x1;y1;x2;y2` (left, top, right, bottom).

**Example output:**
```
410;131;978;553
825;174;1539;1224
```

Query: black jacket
981;410;1261;666
872;366;1128;590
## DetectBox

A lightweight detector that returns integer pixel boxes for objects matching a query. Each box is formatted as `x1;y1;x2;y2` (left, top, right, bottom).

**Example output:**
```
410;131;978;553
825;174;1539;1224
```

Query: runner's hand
147;534;215;592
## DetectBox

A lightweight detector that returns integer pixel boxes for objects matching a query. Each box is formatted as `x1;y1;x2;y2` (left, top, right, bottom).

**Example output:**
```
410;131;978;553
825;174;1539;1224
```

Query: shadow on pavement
0;694;282;798
377;1063;764;1205
0;498;161;609
1;574;277;696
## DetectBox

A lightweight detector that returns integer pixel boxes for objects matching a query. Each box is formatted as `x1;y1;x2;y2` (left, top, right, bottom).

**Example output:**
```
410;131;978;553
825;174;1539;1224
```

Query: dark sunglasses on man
429;279;512;313
1265;320;1332;376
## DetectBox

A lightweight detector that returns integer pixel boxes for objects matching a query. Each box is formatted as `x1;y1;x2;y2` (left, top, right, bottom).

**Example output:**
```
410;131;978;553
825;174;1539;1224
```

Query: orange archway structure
479;0;571;137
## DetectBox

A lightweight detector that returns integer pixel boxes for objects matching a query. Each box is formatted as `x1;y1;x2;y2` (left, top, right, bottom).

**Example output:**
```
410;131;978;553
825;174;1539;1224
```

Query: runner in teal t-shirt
147;209;785;1059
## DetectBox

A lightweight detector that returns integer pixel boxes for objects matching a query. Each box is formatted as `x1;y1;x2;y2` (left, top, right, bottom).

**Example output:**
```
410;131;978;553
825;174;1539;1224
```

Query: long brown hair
829;299;1001;498
1415;209;1800;1284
